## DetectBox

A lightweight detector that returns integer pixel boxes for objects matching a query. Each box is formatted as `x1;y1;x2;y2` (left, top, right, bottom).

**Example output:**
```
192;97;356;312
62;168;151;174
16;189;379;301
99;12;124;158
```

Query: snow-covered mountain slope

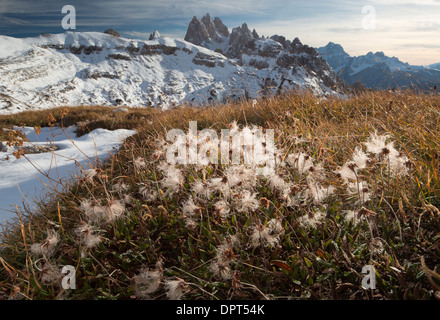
0;32;237;114
317;42;440;90
429;62;440;71
185;14;339;93
315;42;351;75
0;20;339;115
0;125;136;224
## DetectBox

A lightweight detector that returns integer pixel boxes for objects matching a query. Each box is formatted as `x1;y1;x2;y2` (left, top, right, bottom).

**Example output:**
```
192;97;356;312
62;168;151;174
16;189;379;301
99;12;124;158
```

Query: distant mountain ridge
429;62;440;70
317;42;440;90
0;14;340;115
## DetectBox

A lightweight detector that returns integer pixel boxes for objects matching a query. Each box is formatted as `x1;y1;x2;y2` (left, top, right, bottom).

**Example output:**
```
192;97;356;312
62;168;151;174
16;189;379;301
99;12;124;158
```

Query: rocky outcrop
107;53;132;61
184;14;229;46
270;35;287;48
83;70;119;80
184;14;339;91
252;29;259;40
257;40;283;58
69;45;103;55
149;29;162;40
192;52;224;68
140;44;178;55
227;23;258;58
214;17;229;37
201;14;221;42
104;28;120;37
184;16;210;45
248;59;269;70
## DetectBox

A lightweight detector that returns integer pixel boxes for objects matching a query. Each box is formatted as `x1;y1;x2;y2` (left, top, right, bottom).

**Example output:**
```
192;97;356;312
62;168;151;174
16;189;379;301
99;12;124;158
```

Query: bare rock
0;141;7;152
252;29;259;40
104;28;120;37
201;14;220;42
149;29;162;40
185;14;229;45
227;23;255;58
184;16;210;45
214;17;229;37
270;35;286;48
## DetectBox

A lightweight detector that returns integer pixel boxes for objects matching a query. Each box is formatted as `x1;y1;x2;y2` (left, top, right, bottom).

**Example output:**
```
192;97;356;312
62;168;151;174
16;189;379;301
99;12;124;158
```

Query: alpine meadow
0;3;439;302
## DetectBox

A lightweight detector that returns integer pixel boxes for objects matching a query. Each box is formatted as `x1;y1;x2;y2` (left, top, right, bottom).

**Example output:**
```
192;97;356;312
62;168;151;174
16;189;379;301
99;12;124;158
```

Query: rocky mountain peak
183;14;339;91
270;35;287;48
292;37;302;46
214;17;229;37
149;29;162;40
252;29;259;39
321;42;349;56
318;42;440;90
184;16;209;45
201;14;219;41
227;22;257;58
184;14;228;46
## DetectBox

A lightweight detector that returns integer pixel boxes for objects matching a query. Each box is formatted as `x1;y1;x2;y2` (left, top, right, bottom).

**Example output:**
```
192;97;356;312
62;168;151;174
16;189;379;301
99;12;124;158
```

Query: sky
0;0;439;65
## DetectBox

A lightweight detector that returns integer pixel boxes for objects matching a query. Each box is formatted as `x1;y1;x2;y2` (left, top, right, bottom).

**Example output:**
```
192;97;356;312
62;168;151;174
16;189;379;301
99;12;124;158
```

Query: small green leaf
304;257;313;268
316;257;333;268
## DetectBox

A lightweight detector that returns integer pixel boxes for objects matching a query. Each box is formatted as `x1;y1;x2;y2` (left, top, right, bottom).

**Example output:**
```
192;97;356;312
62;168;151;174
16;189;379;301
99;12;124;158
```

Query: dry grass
0;89;439;300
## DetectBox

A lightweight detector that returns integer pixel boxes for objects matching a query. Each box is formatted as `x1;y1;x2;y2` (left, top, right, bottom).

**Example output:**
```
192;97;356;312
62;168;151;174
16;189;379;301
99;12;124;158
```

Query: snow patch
0;126;136;225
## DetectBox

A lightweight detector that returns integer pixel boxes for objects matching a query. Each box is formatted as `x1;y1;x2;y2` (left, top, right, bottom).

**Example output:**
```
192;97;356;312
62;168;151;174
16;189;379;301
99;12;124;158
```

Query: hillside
0;90;439;300
0;15;340;115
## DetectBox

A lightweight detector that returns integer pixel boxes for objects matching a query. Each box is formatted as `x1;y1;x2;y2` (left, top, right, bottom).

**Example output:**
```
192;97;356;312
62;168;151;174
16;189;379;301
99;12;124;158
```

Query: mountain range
317;42;440;90
184;14;337;90
1;13;438;115
429;62;440;71
0;14;338;115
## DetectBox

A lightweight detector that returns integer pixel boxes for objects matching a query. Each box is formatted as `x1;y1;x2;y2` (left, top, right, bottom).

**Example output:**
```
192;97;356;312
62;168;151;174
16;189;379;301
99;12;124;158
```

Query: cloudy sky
0;0;439;65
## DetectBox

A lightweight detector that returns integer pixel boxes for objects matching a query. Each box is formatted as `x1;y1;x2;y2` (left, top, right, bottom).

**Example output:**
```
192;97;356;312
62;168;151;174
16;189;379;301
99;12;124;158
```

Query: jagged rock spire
214;17;229;37
227;23;255;58
252;29;259;39
184;13;229;45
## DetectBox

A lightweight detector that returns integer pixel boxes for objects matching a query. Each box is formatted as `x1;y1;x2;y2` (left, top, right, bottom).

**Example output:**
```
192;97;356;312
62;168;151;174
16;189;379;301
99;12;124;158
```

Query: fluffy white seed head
164;278;187;300
30;229;60;257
